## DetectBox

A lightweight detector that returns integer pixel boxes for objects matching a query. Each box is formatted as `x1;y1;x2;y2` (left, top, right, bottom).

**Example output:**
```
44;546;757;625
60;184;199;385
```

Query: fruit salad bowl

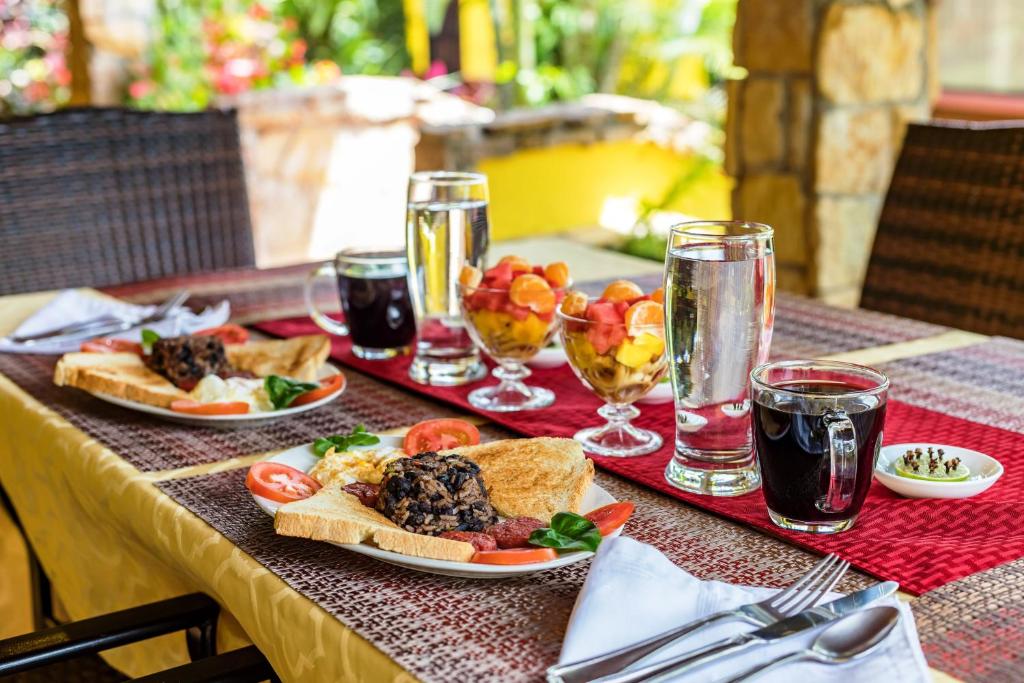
558;280;669;457
458;257;571;412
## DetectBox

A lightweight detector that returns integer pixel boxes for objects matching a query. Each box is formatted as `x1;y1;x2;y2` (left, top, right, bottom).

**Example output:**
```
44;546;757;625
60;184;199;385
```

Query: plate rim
874;442;1004;494
88;363;345;422
251;441;619;575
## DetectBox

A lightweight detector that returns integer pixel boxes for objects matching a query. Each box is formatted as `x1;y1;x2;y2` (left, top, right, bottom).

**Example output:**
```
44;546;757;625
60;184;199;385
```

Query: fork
546;554;851;683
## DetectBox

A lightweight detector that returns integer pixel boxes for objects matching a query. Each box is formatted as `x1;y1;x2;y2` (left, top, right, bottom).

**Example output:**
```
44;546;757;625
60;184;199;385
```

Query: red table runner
257;317;1024;595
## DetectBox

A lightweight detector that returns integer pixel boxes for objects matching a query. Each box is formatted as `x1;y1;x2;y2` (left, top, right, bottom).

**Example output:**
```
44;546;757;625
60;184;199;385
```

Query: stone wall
728;0;937;306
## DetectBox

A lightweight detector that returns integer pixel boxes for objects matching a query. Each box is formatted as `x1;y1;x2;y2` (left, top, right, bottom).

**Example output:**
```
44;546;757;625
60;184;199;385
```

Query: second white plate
90;364;345;428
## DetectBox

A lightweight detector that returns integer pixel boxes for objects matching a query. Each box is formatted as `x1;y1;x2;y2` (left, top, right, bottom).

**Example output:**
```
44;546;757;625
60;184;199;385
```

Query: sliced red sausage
342;482;380;508
486;517;545;549
440;531;498;552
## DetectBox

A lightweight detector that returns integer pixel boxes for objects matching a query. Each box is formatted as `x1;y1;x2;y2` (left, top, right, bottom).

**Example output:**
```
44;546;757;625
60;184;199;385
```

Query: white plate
636;381;673;405
874;443;1003;499
251;438;621;578
90;364;345;428
526;345;567;369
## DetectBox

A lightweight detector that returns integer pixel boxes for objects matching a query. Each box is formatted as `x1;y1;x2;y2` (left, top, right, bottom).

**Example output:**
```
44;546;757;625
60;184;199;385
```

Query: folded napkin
0;290;230;355
560;537;929;682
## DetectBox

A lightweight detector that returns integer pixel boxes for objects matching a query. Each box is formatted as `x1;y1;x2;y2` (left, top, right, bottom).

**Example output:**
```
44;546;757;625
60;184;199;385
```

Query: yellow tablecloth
0;290;411;681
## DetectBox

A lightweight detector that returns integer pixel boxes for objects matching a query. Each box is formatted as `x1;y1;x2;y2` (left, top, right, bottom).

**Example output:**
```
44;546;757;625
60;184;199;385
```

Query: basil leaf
264;375;318;410
528;512;602;554
140;328;160;354
312;424;381;457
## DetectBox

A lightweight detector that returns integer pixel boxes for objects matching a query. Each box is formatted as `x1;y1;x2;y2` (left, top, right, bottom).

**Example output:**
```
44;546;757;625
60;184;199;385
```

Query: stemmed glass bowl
458;278;567;411
558;295;668;456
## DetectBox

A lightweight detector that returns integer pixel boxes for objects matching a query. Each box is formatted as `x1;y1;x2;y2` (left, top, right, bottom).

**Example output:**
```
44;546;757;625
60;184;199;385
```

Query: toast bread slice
442;437;595;521
226;335;330;381
275;486;475;562
53;352;187;408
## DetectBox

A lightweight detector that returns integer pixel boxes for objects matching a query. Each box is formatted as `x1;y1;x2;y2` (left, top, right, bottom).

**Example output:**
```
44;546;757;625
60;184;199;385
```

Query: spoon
722;605;900;682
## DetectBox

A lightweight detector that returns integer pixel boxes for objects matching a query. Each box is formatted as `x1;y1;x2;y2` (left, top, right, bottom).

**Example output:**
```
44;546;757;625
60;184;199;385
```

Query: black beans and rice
376;452;498;535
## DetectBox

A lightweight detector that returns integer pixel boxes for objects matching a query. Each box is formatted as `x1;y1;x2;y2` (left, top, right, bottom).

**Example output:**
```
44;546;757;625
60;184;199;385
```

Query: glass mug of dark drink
751;360;889;534
304;250;417;360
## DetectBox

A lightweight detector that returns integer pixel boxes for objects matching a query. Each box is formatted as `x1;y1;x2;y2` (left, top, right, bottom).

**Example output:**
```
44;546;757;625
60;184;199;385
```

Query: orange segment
560;290;588;317
509;273;555;314
602;279;644;302
544;261;570;288
499;255;532;273
459;264;483;288
624;300;664;338
650;287;664;304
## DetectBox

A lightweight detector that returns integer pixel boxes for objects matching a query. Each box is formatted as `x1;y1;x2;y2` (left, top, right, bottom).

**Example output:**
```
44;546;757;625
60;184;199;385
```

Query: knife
585;581;898;683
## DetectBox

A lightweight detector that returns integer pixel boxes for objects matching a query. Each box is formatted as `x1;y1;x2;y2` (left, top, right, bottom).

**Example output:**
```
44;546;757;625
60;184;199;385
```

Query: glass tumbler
752;360;889;533
663;221;775;496
405;171;490;386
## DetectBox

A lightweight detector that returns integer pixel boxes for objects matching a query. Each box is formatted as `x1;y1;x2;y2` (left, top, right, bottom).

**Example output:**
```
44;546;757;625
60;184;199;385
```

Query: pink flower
424;60;448;80
129;79;155;100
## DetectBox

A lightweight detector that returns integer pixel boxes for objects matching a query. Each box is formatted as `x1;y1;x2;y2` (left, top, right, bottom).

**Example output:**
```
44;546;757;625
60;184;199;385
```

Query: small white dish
251;438;621;578
527;345;567;369
874;443;1003;499
91;363;345;428
637;381;673;405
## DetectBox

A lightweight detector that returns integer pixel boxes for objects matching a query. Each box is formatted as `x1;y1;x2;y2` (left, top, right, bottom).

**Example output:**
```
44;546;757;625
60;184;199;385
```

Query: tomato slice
471;548;557;565
169;399;250;415
246;462;321;503
194;323;250;345
584;501;635;536
403;418;481;456
290;373;346;407
80;338;143;355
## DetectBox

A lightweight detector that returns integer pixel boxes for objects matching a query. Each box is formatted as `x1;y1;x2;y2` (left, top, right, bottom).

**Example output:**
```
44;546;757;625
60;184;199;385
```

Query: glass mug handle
304;263;349;336
821;409;857;513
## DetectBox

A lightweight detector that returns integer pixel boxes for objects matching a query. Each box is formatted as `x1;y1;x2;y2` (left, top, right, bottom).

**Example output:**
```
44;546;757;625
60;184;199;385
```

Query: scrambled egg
309;446;406;487
189;375;272;412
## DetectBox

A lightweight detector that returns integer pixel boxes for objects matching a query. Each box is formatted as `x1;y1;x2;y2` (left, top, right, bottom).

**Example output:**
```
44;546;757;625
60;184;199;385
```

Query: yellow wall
479;139;733;241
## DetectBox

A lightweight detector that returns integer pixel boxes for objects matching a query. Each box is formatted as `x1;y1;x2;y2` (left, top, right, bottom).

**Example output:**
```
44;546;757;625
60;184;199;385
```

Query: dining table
1;236;1021;683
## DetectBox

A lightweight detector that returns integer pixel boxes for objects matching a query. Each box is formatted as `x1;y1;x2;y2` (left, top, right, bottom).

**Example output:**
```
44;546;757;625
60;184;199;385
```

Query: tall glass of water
663;221;775;496
406;171;490;386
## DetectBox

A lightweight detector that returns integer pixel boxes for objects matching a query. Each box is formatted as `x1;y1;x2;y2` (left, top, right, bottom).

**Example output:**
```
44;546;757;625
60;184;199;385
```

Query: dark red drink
753;380;886;532
334;251;415;360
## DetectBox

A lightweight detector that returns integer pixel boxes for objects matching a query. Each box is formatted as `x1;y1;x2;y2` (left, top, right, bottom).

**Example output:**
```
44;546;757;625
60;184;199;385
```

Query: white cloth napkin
0;290;230;355
559;537;929;682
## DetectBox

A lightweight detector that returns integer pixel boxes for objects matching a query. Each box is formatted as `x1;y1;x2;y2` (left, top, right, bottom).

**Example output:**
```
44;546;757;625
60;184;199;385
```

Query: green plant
0;0;71;117
277;0;409;75
489;0;738;112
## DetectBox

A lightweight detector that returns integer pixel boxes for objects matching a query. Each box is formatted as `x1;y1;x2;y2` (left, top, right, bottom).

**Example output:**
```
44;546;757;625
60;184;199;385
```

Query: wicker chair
0;108;255;296
860;120;1024;338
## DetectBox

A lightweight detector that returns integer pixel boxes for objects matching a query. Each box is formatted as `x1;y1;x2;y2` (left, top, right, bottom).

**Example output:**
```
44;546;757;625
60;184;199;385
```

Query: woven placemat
155;467;876;683
913;558;1024;683
880;336;1024;435
0;354;466;472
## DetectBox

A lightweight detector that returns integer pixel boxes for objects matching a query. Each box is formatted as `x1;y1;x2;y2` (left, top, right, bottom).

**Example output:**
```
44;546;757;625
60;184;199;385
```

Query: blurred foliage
277;0;409;75
0;0;71;117
490;0;739;116
128;0;406;110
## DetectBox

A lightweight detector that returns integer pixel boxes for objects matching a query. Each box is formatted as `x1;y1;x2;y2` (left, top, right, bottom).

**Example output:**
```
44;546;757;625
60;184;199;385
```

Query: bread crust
275;487;476;562
53;352;186;408
442;437;595;521
53;335;332;408
227;335;330;381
